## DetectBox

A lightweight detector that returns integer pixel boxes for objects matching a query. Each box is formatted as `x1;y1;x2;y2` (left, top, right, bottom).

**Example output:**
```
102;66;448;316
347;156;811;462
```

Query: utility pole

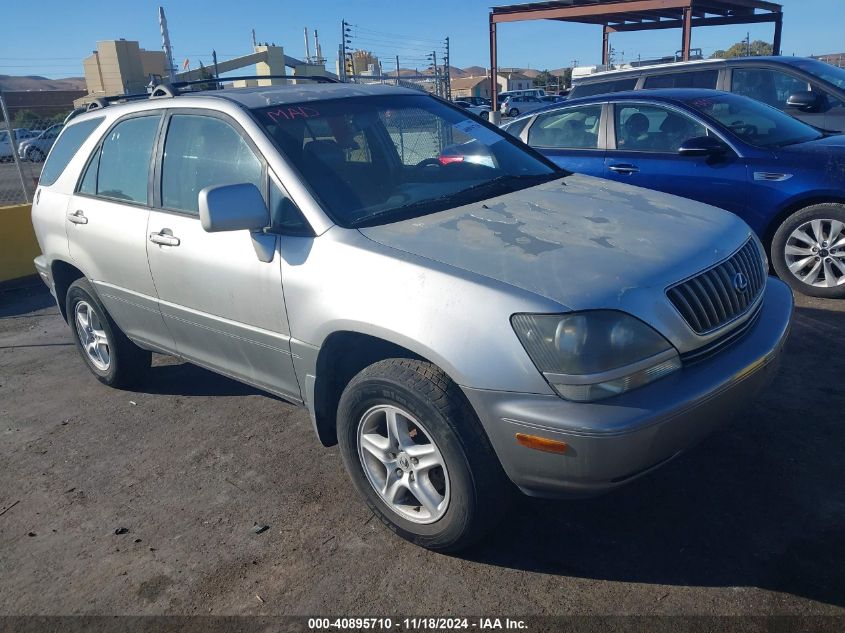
431;50;439;97
444;37;451;100
212;50;220;89
745;32;751;56
395;55;400;86
341;20;348;80
251;28;257;49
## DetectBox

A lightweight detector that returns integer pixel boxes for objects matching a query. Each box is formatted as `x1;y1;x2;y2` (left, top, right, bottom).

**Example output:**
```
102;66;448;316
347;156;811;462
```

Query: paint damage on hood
358;173;752;311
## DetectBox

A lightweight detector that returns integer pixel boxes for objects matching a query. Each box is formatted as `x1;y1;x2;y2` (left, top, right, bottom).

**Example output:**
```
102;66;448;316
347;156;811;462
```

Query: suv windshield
684;93;822;148
252;94;560;227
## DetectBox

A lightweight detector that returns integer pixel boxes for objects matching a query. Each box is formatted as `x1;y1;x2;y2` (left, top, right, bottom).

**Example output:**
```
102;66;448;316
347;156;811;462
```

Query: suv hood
358;174;751;311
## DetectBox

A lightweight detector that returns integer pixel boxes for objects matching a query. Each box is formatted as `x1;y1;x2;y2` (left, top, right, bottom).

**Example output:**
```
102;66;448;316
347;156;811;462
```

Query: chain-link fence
0;93;77;206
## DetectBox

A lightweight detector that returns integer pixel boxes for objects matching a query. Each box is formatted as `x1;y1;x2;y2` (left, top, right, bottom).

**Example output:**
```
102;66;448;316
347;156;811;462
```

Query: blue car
502;89;845;298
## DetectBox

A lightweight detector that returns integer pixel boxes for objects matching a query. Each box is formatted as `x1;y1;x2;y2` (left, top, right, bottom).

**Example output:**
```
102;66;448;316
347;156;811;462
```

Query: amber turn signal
515;432;568;454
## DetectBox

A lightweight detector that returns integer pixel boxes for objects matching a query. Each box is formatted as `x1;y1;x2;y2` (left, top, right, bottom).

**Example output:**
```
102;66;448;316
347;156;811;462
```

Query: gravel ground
1;282;844;618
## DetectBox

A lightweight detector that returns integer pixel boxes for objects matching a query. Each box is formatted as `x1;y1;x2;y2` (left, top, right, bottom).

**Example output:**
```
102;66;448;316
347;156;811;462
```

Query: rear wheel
508;108;519;118
66;278;151;387
337;359;511;551
771;203;845;298
28;148;45;162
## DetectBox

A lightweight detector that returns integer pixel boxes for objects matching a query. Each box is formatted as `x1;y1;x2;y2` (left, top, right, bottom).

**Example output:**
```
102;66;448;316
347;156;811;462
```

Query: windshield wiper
349;173;560;228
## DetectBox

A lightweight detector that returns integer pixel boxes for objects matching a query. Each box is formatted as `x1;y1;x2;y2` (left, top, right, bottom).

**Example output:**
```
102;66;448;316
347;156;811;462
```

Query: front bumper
463;277;794;498
33;255;54;298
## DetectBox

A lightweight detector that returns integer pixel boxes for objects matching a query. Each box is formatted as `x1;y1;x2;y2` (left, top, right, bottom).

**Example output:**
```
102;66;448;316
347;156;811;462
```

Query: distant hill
0;75;86;91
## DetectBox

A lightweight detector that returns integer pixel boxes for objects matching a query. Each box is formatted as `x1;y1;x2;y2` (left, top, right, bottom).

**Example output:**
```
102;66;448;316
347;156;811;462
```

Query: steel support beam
605;11;778;32
681;5;693;59
491;0;691;23
602;25;611;66
772;10;783;55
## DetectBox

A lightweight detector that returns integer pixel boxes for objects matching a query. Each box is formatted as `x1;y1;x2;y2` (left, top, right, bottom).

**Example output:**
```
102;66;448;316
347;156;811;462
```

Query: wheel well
763;196;845;254
312;332;424;447
51;260;85;322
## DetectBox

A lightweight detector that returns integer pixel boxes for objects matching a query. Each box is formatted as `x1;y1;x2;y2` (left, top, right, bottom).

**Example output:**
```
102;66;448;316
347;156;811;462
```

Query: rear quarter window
570;78;637;99
643;70;718;90
39;117;103;187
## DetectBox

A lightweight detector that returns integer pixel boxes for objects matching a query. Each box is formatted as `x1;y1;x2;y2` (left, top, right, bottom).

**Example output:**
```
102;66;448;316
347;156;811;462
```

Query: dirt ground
1;282;844;618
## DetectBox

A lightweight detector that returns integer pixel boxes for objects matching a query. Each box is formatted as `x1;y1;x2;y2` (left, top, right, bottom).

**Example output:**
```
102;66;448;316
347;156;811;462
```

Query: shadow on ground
462;303;845;607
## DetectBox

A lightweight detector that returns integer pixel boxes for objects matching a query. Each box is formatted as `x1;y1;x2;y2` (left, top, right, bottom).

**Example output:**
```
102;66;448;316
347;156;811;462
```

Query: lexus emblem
733;272;749;293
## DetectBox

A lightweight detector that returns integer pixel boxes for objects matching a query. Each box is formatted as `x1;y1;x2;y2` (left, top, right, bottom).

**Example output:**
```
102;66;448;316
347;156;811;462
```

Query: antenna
304;27;312;62
159;6;176;78
314;29;323;65
251;28;257;49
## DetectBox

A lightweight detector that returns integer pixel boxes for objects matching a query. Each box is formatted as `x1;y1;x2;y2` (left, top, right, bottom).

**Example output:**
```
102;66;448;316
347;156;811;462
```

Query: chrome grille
667;239;766;335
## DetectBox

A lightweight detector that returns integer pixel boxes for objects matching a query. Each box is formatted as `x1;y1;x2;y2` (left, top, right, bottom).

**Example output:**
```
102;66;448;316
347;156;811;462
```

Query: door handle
608;164;639;175
67;210;88;225
149;230;180;247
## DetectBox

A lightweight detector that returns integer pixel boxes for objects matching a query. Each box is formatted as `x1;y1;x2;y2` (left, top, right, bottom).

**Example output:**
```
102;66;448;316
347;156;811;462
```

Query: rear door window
528;105;603;149
39;118;102;186
83;115;160;204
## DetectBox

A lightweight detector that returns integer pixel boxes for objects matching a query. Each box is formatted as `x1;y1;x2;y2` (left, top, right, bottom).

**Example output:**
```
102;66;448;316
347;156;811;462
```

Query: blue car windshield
252;95;560;227
684;93;822;148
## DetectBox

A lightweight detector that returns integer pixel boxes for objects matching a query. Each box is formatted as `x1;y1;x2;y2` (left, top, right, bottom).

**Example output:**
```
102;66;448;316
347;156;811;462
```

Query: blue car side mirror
678;136;726;157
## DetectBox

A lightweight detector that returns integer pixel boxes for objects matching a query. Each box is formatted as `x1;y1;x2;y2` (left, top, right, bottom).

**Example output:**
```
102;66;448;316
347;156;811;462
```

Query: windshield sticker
266;106;321;122
451;119;504;147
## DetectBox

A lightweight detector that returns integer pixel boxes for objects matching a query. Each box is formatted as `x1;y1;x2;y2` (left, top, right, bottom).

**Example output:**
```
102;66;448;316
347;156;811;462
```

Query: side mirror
786;91;821;112
678;135;726;157
198;183;269;233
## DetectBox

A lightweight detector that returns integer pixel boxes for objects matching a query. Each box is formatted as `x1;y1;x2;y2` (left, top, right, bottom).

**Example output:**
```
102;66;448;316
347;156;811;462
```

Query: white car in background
18;123;63;162
453;100;490;120
499;94;546;118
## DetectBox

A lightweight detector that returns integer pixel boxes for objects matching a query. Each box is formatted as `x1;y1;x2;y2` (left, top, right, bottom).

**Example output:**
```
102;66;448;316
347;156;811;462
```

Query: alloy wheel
74;300;111;371
357;404;450;524
784;219;845;288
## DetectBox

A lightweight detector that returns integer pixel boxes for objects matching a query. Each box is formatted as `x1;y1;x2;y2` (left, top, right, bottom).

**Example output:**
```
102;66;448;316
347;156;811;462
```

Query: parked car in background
568;56;845;132
30;82;791;551
19;123;63;162
459;96;491;107
1;129;39;161
500;94;546;117
453;100;490;120
0;131;14;161
503;88;845;297
540;95;566;105
499;88;546;101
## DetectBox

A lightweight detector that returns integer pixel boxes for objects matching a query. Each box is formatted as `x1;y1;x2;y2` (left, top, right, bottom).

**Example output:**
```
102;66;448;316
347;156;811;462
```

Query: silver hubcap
784;219;845;288
74;301;110;371
357;405;450;524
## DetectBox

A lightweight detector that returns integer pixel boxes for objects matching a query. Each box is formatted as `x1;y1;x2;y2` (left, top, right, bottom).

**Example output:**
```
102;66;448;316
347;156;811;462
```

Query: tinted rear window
570;78;637;98
643;70;718;90
39;118;103;187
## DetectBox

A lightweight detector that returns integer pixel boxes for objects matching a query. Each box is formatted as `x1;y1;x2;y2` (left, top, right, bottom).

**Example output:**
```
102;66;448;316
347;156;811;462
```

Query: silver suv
31;81;793;551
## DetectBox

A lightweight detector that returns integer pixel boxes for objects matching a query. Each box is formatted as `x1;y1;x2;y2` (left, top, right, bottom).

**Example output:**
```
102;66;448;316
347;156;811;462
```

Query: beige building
79;39;167;105
451;71;535;99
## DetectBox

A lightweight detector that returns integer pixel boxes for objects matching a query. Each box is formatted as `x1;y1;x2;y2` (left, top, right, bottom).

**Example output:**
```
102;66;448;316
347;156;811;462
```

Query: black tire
28;148;45;162
771;203;845;299
508;108;519;118
337;359;512;551
65;278;151;388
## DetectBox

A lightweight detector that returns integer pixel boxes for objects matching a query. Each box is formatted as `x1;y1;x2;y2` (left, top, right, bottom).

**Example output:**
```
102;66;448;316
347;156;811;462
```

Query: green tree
711;40;773;59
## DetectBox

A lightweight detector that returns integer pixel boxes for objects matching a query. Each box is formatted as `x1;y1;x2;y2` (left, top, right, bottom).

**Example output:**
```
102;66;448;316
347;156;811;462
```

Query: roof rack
69;74;342;119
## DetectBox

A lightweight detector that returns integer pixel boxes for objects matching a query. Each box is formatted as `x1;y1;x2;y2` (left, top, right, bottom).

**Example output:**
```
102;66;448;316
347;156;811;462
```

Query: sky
1;0;843;80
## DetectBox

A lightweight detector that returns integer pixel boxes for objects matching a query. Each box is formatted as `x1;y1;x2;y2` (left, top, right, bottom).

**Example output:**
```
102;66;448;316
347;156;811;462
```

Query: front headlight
512;311;681;402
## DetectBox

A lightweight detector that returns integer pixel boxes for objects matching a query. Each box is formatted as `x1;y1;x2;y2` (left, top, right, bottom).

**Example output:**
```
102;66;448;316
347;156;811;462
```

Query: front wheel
28;148;45;162
771;203;845;298
337;359;511;551
508;108;519;118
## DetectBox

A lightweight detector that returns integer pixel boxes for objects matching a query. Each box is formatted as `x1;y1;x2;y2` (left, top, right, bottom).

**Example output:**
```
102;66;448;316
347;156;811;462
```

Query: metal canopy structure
489;0;784;109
